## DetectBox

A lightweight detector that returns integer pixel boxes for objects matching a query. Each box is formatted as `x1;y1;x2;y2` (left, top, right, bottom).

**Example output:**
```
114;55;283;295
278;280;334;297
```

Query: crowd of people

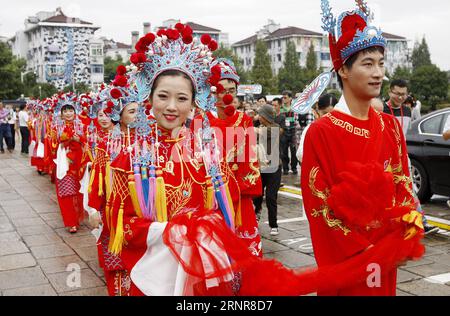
2;0;445;296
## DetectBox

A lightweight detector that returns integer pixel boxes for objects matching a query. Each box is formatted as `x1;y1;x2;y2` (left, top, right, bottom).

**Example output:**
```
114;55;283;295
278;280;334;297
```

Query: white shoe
270;228;279;236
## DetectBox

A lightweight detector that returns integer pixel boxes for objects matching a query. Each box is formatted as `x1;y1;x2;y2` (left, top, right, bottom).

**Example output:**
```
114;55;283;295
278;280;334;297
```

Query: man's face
389;86;408;107
216;79;237;108
339;49;385;101
282;95;292;106
257;98;266;106
272;100;281;112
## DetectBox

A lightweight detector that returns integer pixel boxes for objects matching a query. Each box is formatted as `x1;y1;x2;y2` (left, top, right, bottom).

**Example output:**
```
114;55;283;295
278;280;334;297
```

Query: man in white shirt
18;104;30;155
7;105;17;152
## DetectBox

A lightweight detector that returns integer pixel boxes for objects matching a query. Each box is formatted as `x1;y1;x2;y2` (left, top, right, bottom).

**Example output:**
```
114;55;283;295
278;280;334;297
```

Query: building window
90;44;103;57
320;53;330;61
278;40;281;47
277;54;282;62
91;65;104;74
241;47;244;54
298;52;302;60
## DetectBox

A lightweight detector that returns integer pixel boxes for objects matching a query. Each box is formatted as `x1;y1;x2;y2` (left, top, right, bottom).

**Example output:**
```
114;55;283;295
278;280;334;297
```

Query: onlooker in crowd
0;102;12;154
253;104;282;236
371;97;384;112
384;79;412;135
297;94;337;163
18;104;30;155
7;105;17;151
411;95;422;122
257;96;267;107
279;90;298;175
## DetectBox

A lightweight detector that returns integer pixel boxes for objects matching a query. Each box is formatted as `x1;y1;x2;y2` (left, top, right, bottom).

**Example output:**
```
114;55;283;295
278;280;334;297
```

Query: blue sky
1;0;449;70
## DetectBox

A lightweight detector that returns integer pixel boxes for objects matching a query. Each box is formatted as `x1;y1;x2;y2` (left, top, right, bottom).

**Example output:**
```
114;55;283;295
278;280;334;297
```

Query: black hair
390;79;408;90
20;104;26;111
317;94;338;111
282;90;293;98
61;104;75;114
337;46;385;89
151;70;196;101
258;96;267;102
272;97;282;105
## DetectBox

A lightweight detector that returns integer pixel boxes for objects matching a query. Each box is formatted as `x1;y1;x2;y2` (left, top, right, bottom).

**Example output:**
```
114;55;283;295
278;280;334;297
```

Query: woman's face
120;102;139;128
151;75;194;131
62;108;75;122
97;110;113;130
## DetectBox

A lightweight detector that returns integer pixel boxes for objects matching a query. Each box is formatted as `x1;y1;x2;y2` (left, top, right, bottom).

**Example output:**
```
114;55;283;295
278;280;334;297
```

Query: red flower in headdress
117;65;127;76
113;75;128;87
110;88;122;99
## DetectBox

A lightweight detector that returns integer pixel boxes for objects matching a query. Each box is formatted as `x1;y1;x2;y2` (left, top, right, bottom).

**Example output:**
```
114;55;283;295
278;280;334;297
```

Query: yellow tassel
128;174;143;218
156;169;168;222
110;203;124;255
105;161;112;201
225;183;238;227
88;167;96;194
205;178;214;211
108;223;115;250
98;171;103;196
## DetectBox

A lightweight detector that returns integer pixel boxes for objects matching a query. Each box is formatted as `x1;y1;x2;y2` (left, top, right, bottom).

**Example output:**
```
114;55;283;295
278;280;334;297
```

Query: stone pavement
1;151;450;296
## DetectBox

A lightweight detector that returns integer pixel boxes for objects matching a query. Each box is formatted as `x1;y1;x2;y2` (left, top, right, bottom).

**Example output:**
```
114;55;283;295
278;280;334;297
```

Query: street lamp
21;70;36;83
39;86;42;99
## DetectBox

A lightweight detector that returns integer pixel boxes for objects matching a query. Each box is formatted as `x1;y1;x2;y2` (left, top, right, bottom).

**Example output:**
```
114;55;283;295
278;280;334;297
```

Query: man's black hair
317;94;338;111
390;79;408;90
258;95;267;102
336;46;385;89
282;90;293;98
272;97;282;105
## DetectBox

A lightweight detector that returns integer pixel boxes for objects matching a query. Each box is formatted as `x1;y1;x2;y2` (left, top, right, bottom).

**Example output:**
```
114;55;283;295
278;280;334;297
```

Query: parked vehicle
406;108;450;203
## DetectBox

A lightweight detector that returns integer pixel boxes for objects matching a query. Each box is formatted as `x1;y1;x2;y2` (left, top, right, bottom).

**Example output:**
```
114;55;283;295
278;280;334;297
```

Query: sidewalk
1;151;450;296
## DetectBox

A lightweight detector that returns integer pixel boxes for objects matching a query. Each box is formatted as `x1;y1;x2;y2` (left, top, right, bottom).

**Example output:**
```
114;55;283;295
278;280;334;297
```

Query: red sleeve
301;124;372;266
235;117;262;198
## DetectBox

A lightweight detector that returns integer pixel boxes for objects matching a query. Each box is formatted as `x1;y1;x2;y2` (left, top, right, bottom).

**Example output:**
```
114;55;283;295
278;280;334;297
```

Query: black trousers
20;127;30;154
253;167;282;228
280;132;298;173
9;124;15;150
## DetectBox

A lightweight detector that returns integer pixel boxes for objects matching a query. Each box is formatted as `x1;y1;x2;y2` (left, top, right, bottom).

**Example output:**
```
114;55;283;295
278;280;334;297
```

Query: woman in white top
18;104;30;155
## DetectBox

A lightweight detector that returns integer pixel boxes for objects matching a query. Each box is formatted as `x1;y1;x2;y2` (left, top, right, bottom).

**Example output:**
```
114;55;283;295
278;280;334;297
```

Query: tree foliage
410;64;448;111
0;42;26;100
251;40;277;94
214;44;250;84
411;37;432;71
278;41;304;93
104;55;124;84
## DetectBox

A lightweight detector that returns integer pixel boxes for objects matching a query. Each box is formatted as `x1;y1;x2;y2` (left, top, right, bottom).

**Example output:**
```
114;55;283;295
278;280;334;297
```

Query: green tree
30;83;58;99
214;44;250;84
305;43;319;80
0;42;25;99
63;82;92;94
251;40;277;94
410;64;448;111
104;55;124;83
392;66;412;82
411;37;432;71
278;41;305;93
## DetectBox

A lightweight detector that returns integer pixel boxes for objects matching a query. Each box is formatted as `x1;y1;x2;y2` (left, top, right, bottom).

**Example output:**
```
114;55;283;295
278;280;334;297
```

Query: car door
419;111;450;195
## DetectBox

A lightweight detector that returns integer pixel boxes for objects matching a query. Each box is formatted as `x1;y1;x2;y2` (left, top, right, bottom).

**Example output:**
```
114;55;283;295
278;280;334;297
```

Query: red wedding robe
192;111;263;257
301;107;424;296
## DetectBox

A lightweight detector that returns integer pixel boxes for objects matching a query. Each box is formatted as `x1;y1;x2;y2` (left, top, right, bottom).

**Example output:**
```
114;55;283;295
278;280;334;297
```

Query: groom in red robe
301;2;424;296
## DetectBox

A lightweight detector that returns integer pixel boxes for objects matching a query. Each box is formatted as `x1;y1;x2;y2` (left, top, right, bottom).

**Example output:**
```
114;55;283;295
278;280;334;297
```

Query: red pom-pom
144;33;156;44
166;29;180;40
130;52;147;65
224;105;236;117
157;29;167;37
107;101;115;108
110;88;122;100
216;84;224;94
200;34;212;45
104;107;112;115
113;75;128;87
135;39;147;52
175;23;185;32
182;25;193;38
211;65;222;76
223;94;234;105
208;40;218;51
182;35;193;44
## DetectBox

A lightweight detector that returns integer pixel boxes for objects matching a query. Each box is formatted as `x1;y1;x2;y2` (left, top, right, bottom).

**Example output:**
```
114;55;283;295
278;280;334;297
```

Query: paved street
1;152;450;296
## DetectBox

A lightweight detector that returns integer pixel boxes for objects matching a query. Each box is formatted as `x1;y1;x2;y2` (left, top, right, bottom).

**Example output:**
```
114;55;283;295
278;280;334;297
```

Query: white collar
334;96;352;116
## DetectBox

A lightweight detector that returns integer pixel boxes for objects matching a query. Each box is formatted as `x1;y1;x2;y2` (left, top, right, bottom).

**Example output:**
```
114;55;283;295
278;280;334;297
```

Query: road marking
279;191;302;200
426;216;450;232
424;273;450;284
264;217;306;225
281;237;307;245
279;186;302;195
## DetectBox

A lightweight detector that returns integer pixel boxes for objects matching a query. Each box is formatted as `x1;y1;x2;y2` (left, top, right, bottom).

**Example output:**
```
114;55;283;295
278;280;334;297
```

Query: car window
421;114;443;135
443;114;450;134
